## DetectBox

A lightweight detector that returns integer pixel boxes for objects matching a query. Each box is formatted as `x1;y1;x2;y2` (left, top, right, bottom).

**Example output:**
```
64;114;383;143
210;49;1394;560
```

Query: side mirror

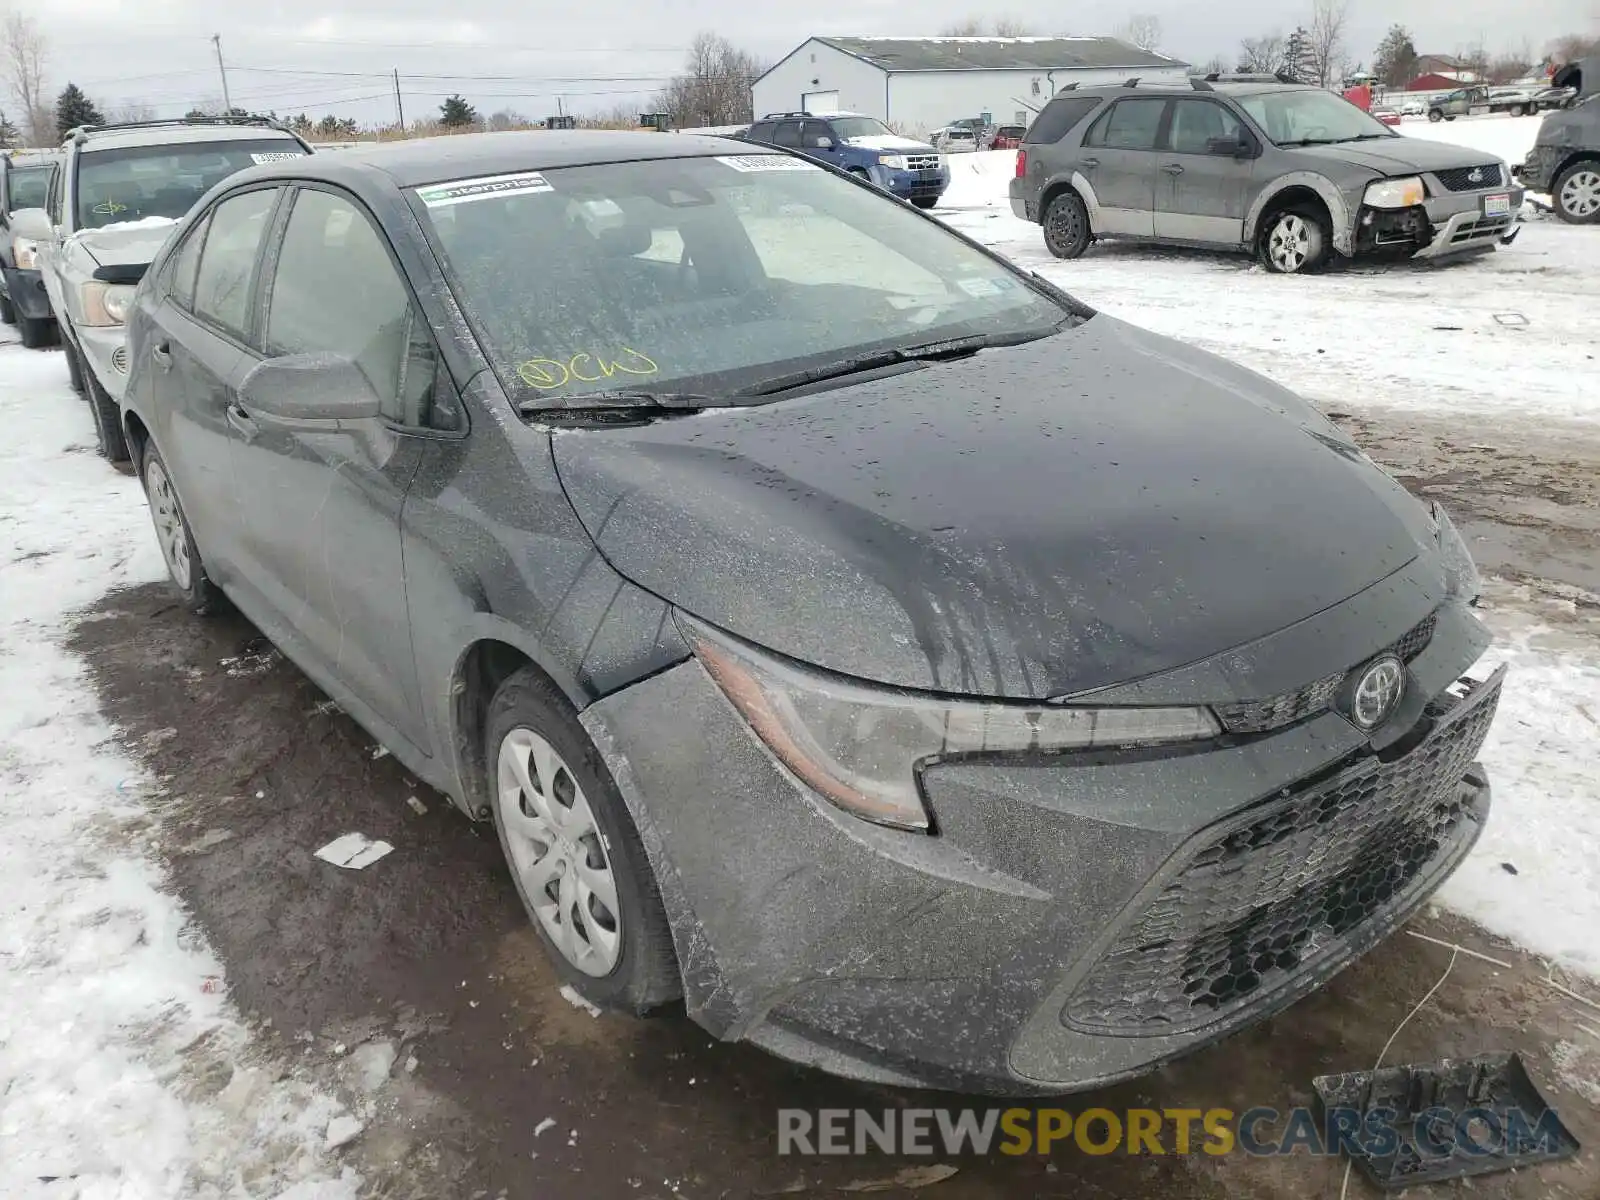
1207;136;1252;158
8;206;51;240
814;136;834;149
238;352;383;425
92;262;147;285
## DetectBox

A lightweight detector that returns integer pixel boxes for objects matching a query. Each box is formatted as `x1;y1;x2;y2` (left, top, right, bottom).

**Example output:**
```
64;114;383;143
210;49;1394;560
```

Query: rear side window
1085;99;1168;151
771;121;803;148
192;187;279;341
1023;97;1102;144
746;122;774;143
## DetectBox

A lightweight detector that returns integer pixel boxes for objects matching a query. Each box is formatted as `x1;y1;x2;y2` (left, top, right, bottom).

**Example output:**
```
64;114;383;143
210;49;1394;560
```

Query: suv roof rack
67;114;291;146
761;111;813;119
1202;71;1301;84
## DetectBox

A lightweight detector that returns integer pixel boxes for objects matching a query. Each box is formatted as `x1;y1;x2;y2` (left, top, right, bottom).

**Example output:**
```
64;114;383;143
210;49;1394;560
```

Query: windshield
1237;90;1397;144
414;155;1069;407
828;117;893;140
75;138;308;229
8;165;52;212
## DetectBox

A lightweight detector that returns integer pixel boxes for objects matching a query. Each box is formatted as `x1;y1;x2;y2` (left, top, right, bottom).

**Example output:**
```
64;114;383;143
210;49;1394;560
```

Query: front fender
1244;173;1358;255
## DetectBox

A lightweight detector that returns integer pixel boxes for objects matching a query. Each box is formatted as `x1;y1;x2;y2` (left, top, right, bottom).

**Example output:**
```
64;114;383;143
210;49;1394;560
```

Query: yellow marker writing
517;347;660;391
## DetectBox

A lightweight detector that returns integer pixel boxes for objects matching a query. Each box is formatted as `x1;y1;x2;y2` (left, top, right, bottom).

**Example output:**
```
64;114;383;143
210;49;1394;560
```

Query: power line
229;65;673;82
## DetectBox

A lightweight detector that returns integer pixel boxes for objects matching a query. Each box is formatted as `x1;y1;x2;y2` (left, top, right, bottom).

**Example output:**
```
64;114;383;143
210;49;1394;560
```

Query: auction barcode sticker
416;172;555;207
714;155;821;172
250;151;304;164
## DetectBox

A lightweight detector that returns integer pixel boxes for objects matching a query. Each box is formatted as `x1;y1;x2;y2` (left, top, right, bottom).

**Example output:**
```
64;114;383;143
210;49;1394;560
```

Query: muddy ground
70;405;1600;1200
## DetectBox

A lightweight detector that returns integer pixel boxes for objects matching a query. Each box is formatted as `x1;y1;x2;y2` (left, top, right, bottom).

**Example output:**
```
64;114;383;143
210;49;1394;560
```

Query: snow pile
941;149;1017;209
0;344;358;1198
1438;591;1600;977
1400;112;1544;169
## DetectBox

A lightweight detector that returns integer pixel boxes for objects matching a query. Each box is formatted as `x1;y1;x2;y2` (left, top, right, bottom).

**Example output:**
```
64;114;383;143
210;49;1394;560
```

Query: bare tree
1487;43;1535;84
1239;34;1289;74
1455;37;1490;82
108;101;158;124
991;16;1036;36
1307;0;1351;87
1198;54;1231;75
940;17;986;35
1117;15;1164;54
655;32;764;127
1548;32;1600;64
2;13;50;146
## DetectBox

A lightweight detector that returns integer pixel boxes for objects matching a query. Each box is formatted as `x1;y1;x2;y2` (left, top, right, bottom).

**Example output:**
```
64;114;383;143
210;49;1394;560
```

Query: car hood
72;217;179;267
1290;138;1502;175
552;315;1437;699
1534;104;1598;151
845;134;938;153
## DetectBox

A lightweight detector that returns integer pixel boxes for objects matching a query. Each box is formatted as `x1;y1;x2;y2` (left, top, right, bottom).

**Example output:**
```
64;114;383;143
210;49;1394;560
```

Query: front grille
1062;669;1500;1035
1434;164;1505;192
1447;216;1513;244
905;154;941;171
1214;613;1437;735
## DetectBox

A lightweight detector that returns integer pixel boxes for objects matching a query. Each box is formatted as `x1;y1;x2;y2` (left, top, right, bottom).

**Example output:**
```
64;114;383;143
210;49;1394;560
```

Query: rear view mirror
8;206;51;240
238;352;383;424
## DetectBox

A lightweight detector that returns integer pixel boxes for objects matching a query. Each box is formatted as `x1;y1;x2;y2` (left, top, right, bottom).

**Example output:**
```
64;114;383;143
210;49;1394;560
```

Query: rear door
1078;98;1168;235
141;187;283;583
227;184;438;746
1154;98;1257;244
771;121;804;152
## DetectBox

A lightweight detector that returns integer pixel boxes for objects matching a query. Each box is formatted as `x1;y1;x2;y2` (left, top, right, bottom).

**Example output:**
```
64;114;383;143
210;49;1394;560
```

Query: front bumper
71;321;131;401
869;163;949;202
1515;146;1562;193
581;600;1500;1094
0;266;54;321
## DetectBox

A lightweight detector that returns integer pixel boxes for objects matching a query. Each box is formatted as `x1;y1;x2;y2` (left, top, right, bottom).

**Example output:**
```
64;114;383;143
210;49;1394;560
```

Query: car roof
72;121;305;153
1058;80;1310;99
234;129;768;190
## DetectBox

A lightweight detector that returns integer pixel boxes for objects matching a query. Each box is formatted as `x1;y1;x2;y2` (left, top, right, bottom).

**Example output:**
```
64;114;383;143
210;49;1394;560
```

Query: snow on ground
939;117;1600;425
0;340;358;1198
939;119;1600;977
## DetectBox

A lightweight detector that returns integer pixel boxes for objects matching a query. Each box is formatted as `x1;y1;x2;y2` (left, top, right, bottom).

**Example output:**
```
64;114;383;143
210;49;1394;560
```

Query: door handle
1080;157;1099;170
226;402;259;442
150;341;171;368
1163;163;1185;175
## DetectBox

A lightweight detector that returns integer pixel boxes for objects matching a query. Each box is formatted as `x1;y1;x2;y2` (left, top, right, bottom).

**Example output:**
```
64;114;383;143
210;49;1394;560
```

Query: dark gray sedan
119;130;1501;1094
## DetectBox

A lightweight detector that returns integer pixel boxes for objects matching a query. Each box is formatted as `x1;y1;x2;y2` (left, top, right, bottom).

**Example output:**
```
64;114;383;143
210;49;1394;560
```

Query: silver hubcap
1559;169;1600;218
1268;215;1313;271
497;728;621;976
145;459;193;591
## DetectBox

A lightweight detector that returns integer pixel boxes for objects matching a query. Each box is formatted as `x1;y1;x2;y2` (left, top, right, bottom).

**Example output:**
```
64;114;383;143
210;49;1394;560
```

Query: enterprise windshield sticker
714;155;821;172
417;172;554;208
956;277;1005;298
250;151;303;164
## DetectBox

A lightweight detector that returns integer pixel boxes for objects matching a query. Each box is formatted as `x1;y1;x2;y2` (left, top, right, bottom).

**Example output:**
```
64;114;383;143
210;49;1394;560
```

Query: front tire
487;667;679;1014
1042;190;1091;259
1553;161;1600;225
64;337;87;394
86;371;130;463
1428;109;1443;123
141;443;225;614
1258;204;1331;275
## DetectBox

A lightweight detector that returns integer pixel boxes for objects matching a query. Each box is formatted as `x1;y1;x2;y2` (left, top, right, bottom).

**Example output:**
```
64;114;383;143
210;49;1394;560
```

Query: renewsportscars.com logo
777;1106;1571;1158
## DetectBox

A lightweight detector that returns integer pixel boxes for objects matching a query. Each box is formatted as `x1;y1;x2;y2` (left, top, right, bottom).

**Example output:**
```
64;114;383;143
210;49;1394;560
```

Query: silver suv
1010;75;1523;274
36;117;310;459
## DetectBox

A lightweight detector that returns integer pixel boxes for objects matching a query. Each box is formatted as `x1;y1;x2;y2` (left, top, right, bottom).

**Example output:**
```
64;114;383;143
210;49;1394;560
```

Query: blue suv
741;112;950;208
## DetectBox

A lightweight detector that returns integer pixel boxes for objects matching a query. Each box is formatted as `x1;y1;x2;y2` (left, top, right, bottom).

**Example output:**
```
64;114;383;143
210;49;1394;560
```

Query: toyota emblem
1468;168;1484;183
1350;656;1406;730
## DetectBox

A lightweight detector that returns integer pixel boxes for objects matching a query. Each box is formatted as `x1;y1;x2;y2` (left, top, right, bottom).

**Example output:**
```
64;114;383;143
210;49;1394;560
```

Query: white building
751;36;1190;134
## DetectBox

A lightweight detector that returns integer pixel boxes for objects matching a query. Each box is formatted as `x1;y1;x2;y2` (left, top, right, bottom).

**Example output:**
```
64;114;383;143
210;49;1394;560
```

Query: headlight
879;154;910;171
680;614;1221;832
79;281;136;327
1432;501;1481;602
12;236;40;271
1364;176;1426;208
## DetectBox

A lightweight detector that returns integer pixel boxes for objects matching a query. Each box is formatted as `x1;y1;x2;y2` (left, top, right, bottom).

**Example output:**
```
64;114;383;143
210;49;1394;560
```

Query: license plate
1483;193;1511;217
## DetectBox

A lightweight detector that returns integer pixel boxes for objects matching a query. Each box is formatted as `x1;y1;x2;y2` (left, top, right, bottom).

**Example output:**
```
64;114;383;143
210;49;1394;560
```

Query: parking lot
2;115;1597;1198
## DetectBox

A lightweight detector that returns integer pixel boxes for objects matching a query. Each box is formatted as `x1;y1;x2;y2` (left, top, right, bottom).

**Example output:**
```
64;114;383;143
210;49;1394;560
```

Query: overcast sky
28;0;1599;127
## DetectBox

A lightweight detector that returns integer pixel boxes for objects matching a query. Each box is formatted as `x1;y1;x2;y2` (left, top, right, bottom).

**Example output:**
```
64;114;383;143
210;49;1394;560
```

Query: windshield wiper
736;327;1058;398
1338;132;1396;141
518;390;729;419
1277;137;1344;146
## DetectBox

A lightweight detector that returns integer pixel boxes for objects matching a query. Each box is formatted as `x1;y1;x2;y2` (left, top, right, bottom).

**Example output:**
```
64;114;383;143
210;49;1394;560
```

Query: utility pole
212;34;233;113
393;68;405;131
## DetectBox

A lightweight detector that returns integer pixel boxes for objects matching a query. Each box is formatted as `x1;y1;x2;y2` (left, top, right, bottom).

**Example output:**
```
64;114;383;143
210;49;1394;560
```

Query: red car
990;124;1027;150
1372;107;1403;126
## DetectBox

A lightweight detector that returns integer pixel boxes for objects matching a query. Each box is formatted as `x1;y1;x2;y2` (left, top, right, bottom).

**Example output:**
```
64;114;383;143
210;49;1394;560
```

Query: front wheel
1258;205;1331;275
1042;190;1091;259
1553;162;1600;225
141;443;225;614
911;196;938;210
64;337;87;394
1428;109;1444;123
86;372;130;463
487;667;680;1014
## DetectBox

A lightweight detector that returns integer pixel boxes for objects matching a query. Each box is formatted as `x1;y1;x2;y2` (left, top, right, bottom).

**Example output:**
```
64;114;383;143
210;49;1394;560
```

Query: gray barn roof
813;36;1186;73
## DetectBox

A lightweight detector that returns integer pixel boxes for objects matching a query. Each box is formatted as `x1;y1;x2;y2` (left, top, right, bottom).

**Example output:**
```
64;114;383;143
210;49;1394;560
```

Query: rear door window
1023;97;1102;144
191;187;280;342
1085;99;1168;151
746;122;774;143
771;121;803;148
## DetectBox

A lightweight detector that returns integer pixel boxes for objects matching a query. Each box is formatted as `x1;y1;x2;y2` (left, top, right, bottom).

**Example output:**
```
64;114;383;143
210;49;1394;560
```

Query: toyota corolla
118;131;1501;1095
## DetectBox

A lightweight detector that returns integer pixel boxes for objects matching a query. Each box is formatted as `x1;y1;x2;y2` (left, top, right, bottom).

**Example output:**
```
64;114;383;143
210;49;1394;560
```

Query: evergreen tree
55;83;105;138
1371;25;1420;89
439;95;478;129
0;110;19;149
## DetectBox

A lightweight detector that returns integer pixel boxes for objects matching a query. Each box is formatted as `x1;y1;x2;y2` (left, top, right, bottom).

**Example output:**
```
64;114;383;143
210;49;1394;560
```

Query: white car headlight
879;154;910;171
681;614;1221;831
12;236;40;271
1364;176;1426;208
79;281;137;327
